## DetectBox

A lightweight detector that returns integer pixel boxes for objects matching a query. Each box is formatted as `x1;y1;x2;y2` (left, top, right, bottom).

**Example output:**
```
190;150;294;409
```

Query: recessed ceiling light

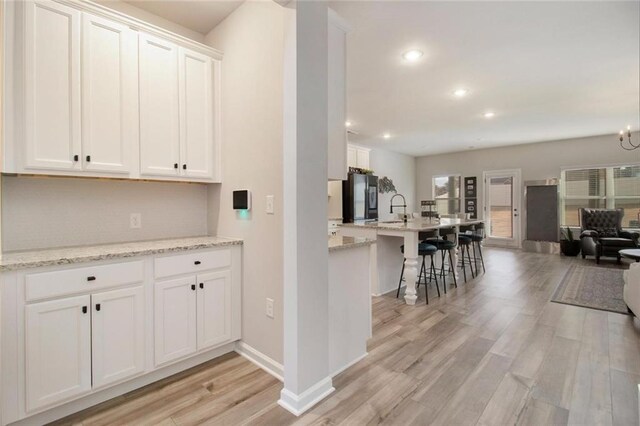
453;88;469;97
383;133;391;139
402;50;423;62
345;121;352;127
484;111;495;119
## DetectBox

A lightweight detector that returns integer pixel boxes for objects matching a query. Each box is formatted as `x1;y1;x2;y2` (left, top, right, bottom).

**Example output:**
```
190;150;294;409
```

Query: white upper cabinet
139;33;181;177
24;0;81;171
81;13;136;174
348;144;370;169
5;0;222;182
179;48;215;179
327;9;349;181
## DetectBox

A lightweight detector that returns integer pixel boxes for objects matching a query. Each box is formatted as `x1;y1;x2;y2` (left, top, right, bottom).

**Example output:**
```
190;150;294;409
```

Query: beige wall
95;0;206;43
205;0;286;364
416;132;640;240
370;148;416;221
2;176;208;252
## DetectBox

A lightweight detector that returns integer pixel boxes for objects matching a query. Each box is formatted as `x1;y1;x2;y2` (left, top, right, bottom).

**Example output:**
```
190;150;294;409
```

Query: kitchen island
340;219;484;305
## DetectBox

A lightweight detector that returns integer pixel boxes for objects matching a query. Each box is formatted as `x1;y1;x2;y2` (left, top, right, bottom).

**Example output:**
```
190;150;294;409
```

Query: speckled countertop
328;236;374;252
0;236;243;272
339;218;484;232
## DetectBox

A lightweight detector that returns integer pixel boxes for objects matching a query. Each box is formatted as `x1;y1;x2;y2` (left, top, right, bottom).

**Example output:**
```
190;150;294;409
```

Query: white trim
278;376;335;417
482;168;522;248
328;8;352;33
331;352;367;378
234;341;284;382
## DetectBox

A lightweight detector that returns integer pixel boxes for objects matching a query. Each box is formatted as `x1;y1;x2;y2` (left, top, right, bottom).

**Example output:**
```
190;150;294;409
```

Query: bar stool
457;235;475;282
460;224;486;274
397;243;439;304
423;228;458;292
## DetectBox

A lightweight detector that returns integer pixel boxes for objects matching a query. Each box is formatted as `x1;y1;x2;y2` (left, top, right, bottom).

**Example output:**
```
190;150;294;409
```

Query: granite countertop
328;235;374;252
339;218;484;232
0;236;243;272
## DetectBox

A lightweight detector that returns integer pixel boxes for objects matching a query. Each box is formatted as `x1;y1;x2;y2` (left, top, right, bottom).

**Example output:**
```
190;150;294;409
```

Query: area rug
551;264;629;315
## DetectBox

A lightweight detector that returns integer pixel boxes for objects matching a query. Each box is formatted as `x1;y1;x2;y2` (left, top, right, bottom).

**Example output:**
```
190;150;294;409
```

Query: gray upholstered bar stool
397;243;440;304
422;227;458;292
460;223;486;274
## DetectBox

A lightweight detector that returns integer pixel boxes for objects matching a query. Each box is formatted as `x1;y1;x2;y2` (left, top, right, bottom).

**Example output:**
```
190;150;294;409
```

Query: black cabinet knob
96;303;101;311
183;164;187;170
82;306;87;314
191;284;196;291
87;276;96;281
194;260;201;265
174;163;178;169
86;155;91;162
199;283;204;289
73;155;79;162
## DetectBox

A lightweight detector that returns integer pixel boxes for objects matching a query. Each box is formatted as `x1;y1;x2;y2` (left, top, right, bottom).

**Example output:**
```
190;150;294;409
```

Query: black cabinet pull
73;155;79;162
191;284;196;291
96;303;101;311
183;164;187;170
86;155;91;162
199;283;204;289
82;306;87;314
174;163;178;169
87;276;96;281
194;260;201;265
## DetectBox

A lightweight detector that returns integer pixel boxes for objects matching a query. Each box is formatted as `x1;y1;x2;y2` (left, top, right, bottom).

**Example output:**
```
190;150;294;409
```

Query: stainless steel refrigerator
342;173;378;223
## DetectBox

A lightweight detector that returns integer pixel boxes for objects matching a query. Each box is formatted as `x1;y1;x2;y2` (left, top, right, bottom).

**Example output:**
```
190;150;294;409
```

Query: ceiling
330;1;640;157
122;0;244;34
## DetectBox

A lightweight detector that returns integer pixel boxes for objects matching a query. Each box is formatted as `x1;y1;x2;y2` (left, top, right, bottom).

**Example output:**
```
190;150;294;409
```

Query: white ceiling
330;1;640;157
122;0;244;34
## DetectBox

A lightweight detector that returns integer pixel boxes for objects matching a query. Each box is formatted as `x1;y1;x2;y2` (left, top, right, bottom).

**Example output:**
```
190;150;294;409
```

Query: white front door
483;169;522;248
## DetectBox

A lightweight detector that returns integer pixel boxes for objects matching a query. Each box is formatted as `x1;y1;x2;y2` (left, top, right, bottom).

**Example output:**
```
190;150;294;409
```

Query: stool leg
467;245;475;278
461;246;468;282
396;259;405;298
431;255;440;297
448;249;457;289
477;241;486;273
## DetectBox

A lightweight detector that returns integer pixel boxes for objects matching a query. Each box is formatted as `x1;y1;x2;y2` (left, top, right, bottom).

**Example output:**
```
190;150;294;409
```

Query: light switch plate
266;298;274;318
130;213;142;229
266;195;274;214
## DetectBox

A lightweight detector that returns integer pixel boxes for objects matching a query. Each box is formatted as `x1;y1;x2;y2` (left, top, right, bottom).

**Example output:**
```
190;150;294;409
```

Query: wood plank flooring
53;248;640;426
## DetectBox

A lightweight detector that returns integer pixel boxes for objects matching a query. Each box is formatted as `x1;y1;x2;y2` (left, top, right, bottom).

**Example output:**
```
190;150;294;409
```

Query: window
561;165;640;228
433;175;461;215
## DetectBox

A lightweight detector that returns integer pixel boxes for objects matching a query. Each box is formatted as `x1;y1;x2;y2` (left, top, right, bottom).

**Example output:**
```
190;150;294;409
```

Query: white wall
416;132;640;240
2;176;208;251
369;148;416;221
205;0;286;365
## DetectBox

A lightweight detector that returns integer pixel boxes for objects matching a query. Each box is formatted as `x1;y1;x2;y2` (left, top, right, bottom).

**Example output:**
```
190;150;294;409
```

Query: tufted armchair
580;208;639;264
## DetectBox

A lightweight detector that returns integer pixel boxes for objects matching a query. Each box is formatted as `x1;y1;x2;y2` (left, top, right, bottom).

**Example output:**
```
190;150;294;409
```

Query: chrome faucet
390;193;408;223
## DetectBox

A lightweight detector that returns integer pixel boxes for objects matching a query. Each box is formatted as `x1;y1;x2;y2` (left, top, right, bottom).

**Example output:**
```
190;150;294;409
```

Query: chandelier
619;125;638;151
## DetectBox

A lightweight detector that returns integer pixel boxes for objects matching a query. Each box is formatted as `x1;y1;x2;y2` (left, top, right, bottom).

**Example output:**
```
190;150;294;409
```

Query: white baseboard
331;352;368;378
278;376;334;416
235;341;284;382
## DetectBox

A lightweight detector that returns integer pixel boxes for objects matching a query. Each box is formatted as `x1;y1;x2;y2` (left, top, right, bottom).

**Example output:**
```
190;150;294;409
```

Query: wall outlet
130;213;142;229
266;298;274;319
266;195;274;215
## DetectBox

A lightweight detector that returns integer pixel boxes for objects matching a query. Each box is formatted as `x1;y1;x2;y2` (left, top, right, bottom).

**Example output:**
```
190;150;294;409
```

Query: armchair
579;208;639;264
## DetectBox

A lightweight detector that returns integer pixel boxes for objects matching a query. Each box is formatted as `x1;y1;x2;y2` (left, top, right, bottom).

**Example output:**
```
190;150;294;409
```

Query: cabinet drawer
154;249;231;279
25;261;144;302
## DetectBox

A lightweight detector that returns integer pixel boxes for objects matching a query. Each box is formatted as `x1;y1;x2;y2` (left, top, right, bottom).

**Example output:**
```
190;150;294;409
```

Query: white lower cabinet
25;286;144;412
91;286;145;389
25;295;92;412
155;269;233;366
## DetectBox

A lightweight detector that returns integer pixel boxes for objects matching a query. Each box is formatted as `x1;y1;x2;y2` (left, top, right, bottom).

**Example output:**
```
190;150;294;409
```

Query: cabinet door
154;276;197;365
25;295;91;412
81;13;135;174
356;148;370;169
179;48;214;179
347;145;357;169
91;286;145;389
196;270;232;350
24;0;81;171
327;19;347;180
139;33;180;177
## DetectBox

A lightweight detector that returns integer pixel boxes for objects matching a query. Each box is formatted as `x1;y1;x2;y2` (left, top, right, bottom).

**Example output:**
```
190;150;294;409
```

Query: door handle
194;260;201;265
191;284;196;291
95;303;101;311
82;306;87;314
199;283;204;289
87;276;96;282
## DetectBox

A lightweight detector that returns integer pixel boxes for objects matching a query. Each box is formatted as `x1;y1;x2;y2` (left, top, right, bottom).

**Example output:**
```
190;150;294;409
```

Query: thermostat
233;190;251;211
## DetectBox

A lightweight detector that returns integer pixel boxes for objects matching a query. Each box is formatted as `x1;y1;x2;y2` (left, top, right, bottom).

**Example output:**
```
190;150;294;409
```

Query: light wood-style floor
54;248;640;426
